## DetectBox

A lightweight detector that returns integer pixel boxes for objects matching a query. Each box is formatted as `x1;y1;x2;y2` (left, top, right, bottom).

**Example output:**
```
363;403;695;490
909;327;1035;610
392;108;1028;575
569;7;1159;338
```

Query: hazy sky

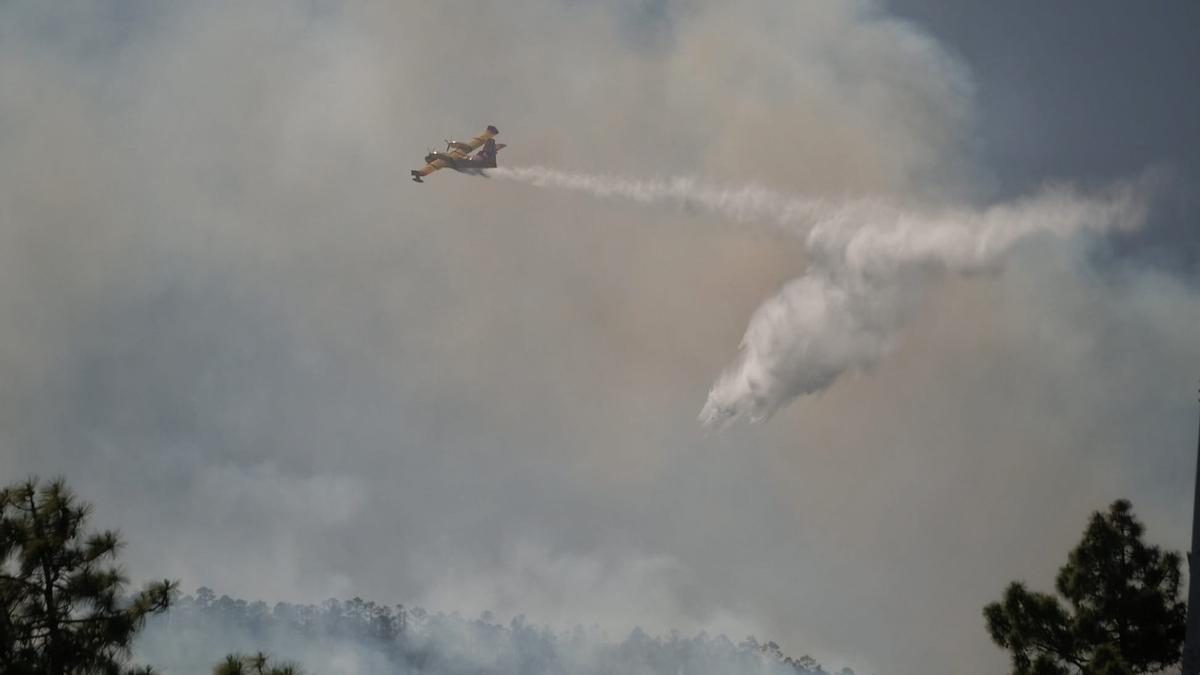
1;2;1197;675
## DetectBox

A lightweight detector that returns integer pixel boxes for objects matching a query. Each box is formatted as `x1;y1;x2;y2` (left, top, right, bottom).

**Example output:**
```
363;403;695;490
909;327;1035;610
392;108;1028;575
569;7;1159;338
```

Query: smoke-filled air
492;167;1147;424
2;2;1199;675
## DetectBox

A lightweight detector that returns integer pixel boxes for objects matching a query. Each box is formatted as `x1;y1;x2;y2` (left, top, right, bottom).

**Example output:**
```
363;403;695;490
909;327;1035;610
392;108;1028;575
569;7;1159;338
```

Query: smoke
490;167;1147;425
137;589;847;675
3;2;1195;674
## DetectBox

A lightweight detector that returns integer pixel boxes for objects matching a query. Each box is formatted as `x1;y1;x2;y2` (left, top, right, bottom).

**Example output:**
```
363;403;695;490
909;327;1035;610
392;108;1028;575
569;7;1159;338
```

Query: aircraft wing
412;158;450;182
455;126;499;154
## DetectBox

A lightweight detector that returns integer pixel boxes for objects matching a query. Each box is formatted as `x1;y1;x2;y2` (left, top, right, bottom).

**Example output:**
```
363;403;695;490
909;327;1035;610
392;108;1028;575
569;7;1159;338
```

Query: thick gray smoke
491;167;1146;424
5;3;1197;675
136;591;851;675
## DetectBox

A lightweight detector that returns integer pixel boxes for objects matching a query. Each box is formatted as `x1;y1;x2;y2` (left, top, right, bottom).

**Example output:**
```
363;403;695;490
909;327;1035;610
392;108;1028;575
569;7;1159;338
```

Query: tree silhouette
0;477;176;674
213;652;304;675
139;588;854;675
983;499;1185;675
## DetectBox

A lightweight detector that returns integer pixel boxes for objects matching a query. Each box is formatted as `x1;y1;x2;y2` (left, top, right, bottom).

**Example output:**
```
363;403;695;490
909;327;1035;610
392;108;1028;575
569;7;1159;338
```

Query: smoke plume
491;167;1147;425
137;589;849;675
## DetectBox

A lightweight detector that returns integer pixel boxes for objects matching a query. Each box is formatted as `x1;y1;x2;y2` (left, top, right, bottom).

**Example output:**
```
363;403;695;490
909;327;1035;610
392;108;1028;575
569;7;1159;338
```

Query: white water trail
489;166;833;233
490;166;1147;426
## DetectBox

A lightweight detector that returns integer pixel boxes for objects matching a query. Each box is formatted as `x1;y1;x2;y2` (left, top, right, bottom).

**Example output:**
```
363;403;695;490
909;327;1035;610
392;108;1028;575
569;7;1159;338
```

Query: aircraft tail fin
411;170;424;183
479;138;497;158
473;138;507;169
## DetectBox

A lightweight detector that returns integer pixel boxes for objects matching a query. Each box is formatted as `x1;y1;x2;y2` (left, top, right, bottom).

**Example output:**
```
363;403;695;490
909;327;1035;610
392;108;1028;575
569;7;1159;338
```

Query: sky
1;2;1198;674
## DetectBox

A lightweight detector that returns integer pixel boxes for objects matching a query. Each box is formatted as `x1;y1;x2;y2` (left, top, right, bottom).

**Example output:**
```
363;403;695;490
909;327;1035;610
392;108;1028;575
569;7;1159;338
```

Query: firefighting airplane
411;125;506;183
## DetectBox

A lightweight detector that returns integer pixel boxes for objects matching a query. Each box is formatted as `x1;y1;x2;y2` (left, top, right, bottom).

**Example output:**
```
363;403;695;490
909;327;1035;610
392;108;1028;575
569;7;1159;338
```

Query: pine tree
0;477;176;674
983;499;1186;675
213;652;304;675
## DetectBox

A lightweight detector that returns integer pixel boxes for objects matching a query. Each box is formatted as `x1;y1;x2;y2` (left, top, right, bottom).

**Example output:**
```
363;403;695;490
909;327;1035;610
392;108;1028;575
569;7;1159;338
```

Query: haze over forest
136;588;858;675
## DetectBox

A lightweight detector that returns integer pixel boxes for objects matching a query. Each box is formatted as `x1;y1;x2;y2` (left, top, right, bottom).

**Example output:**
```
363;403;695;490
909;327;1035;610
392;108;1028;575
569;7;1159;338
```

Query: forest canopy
137;589;854;675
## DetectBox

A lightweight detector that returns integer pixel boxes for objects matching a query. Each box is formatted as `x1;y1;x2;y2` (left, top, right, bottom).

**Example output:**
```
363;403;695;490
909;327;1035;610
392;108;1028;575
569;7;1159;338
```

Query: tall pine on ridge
0;477;176;675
